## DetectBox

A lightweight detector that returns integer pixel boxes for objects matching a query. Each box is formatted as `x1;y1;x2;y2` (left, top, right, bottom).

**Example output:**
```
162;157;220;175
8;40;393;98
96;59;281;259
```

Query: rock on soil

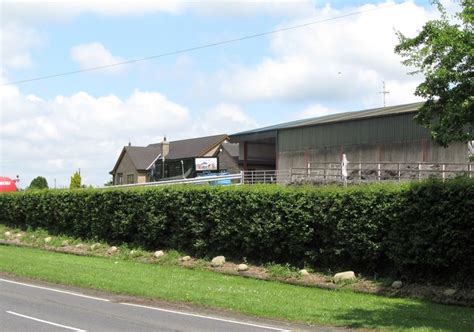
211;256;225;267
392;280;403;289
237;264;249;272
443;288;457;296
107;246;118;254
334;271;356;282
4;231;11;237
299;269;309;276
154;250;165;258
44;237;52;243
90;243;101;250
180;256;191;262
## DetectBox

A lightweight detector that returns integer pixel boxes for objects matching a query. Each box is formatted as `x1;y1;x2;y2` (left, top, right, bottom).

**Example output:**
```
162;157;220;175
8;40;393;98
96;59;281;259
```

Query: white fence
104;173;243;189
242;162;473;185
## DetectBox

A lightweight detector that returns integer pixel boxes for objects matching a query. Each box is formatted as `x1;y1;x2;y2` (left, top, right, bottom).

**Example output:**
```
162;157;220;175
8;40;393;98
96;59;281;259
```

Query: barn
230;102;470;179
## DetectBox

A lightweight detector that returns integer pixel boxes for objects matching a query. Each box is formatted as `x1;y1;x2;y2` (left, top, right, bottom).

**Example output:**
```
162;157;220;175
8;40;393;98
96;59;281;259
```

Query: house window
127;174;134;184
117;173;123;185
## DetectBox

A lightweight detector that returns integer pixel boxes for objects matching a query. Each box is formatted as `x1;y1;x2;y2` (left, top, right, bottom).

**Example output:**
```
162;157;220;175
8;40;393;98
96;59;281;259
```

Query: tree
395;0;473;147
29;176;48;190
69;171;82;189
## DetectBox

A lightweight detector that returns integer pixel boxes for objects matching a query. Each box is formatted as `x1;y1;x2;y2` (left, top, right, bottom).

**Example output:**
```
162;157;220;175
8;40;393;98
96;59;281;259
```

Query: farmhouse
230;102;470;171
110;134;241;185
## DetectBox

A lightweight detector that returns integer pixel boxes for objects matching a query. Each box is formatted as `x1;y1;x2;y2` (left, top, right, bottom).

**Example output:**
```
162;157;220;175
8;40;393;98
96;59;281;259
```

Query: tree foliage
69;171;82;189
395;0;473;147
28;176;48;190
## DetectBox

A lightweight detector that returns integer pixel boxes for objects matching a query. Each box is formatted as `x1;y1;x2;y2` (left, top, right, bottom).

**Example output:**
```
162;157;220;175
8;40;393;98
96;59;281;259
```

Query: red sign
0;177;17;192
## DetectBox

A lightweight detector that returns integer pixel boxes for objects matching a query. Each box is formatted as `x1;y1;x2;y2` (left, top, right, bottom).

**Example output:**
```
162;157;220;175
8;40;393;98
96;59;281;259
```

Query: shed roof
231;102;424;138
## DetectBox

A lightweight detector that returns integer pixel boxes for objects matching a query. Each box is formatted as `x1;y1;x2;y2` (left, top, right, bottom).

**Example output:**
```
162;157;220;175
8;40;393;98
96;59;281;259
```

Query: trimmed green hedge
1;179;473;285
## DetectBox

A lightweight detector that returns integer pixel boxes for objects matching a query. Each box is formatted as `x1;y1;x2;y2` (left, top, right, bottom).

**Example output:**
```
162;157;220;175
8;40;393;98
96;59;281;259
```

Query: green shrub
0;179;472;285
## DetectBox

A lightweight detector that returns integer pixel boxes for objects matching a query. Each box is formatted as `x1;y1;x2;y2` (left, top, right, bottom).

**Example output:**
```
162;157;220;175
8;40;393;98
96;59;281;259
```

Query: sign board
0;176;17;192
195;157;218;171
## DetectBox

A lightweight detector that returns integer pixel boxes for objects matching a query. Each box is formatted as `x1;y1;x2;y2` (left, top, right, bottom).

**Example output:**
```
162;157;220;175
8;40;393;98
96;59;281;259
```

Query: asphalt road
0;277;296;332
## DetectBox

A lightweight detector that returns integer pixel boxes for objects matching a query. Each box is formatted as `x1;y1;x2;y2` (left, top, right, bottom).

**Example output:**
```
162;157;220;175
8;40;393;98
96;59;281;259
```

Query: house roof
110;134;228;174
148;134;228;159
231;102;425;137
125;146;162;171
222;142;239;158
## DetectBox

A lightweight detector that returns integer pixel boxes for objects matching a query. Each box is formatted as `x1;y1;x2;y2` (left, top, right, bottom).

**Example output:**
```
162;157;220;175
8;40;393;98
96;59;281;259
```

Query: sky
0;0;456;188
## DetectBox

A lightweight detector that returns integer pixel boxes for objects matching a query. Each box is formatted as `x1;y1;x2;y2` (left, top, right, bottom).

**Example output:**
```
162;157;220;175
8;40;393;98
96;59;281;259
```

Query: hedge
1;179;473;285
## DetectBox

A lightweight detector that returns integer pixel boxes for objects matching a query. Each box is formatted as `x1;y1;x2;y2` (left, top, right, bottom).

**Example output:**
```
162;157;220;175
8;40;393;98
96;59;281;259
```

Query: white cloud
0;79;192;186
0;23;42;69
197;103;258;135
295;104;332;120
1;0;313;24
219;1;436;103
71;42;123;73
183;0;314;18
0;74;257;186
1;1;182;24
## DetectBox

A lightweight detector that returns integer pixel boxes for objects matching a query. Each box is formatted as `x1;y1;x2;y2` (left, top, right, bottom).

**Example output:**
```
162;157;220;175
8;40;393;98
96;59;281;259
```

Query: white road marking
0;278;110;302
120;302;290;332
6;311;87;332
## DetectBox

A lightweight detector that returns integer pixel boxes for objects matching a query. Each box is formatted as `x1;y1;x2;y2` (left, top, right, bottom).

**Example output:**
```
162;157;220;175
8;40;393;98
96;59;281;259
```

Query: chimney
161;136;169;158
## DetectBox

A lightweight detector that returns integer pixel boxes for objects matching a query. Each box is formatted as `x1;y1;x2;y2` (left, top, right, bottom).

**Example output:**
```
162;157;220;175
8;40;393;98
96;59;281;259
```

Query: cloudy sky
0;0;454;187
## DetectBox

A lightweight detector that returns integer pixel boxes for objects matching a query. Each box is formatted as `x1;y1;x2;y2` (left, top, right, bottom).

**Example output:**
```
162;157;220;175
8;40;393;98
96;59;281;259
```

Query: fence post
358;163;362;183
289;168;293;183
397;163;401;182
263;171;266;184
418;163;421;180
469;164;472;179
377;163;381;181
442;164;446;182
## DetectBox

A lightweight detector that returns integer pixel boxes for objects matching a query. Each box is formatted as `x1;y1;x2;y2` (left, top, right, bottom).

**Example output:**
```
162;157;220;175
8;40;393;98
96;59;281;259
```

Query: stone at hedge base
334;271;356;282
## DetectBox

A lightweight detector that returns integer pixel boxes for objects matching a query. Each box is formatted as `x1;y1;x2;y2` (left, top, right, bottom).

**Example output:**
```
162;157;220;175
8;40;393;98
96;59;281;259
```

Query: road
0;277;305;332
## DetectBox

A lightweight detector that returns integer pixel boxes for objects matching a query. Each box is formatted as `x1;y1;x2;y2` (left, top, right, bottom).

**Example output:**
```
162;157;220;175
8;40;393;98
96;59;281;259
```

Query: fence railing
242;162;473;184
294;162;472;184
104;173;243;188
106;162;473;188
241;170;289;184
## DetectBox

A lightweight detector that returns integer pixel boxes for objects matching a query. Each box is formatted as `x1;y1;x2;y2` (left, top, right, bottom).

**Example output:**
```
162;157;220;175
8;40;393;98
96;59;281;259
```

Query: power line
2;2;402;86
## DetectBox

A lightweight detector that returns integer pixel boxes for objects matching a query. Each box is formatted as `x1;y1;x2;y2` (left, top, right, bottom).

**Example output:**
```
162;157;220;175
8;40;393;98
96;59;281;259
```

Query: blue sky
1;0;446;187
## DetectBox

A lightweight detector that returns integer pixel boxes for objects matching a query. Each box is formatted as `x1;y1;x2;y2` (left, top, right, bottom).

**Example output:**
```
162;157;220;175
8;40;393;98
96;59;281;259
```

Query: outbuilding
230;102;470;172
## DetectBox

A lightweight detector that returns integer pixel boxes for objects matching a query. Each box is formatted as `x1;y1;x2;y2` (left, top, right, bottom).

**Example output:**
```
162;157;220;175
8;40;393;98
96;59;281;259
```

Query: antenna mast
379;81;390;107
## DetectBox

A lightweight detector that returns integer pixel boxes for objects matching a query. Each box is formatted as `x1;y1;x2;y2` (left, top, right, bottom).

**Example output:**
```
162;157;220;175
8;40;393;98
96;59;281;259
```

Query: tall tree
395;0;473;147
69;171;82;189
29;176;48;190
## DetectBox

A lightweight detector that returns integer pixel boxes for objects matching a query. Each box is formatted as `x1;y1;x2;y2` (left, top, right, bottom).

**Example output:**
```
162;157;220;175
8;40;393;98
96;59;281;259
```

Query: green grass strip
0;245;472;331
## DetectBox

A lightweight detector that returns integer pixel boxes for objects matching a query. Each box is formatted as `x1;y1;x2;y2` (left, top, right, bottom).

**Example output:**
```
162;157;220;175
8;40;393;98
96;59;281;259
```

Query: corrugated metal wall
278;113;431;152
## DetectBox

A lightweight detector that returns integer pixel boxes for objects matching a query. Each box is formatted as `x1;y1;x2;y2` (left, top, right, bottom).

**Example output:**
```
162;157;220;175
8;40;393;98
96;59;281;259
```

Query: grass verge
1;245;473;331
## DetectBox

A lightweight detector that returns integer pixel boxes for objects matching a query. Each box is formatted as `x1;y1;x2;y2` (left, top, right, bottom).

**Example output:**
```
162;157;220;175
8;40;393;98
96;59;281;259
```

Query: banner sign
195;158;218;171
